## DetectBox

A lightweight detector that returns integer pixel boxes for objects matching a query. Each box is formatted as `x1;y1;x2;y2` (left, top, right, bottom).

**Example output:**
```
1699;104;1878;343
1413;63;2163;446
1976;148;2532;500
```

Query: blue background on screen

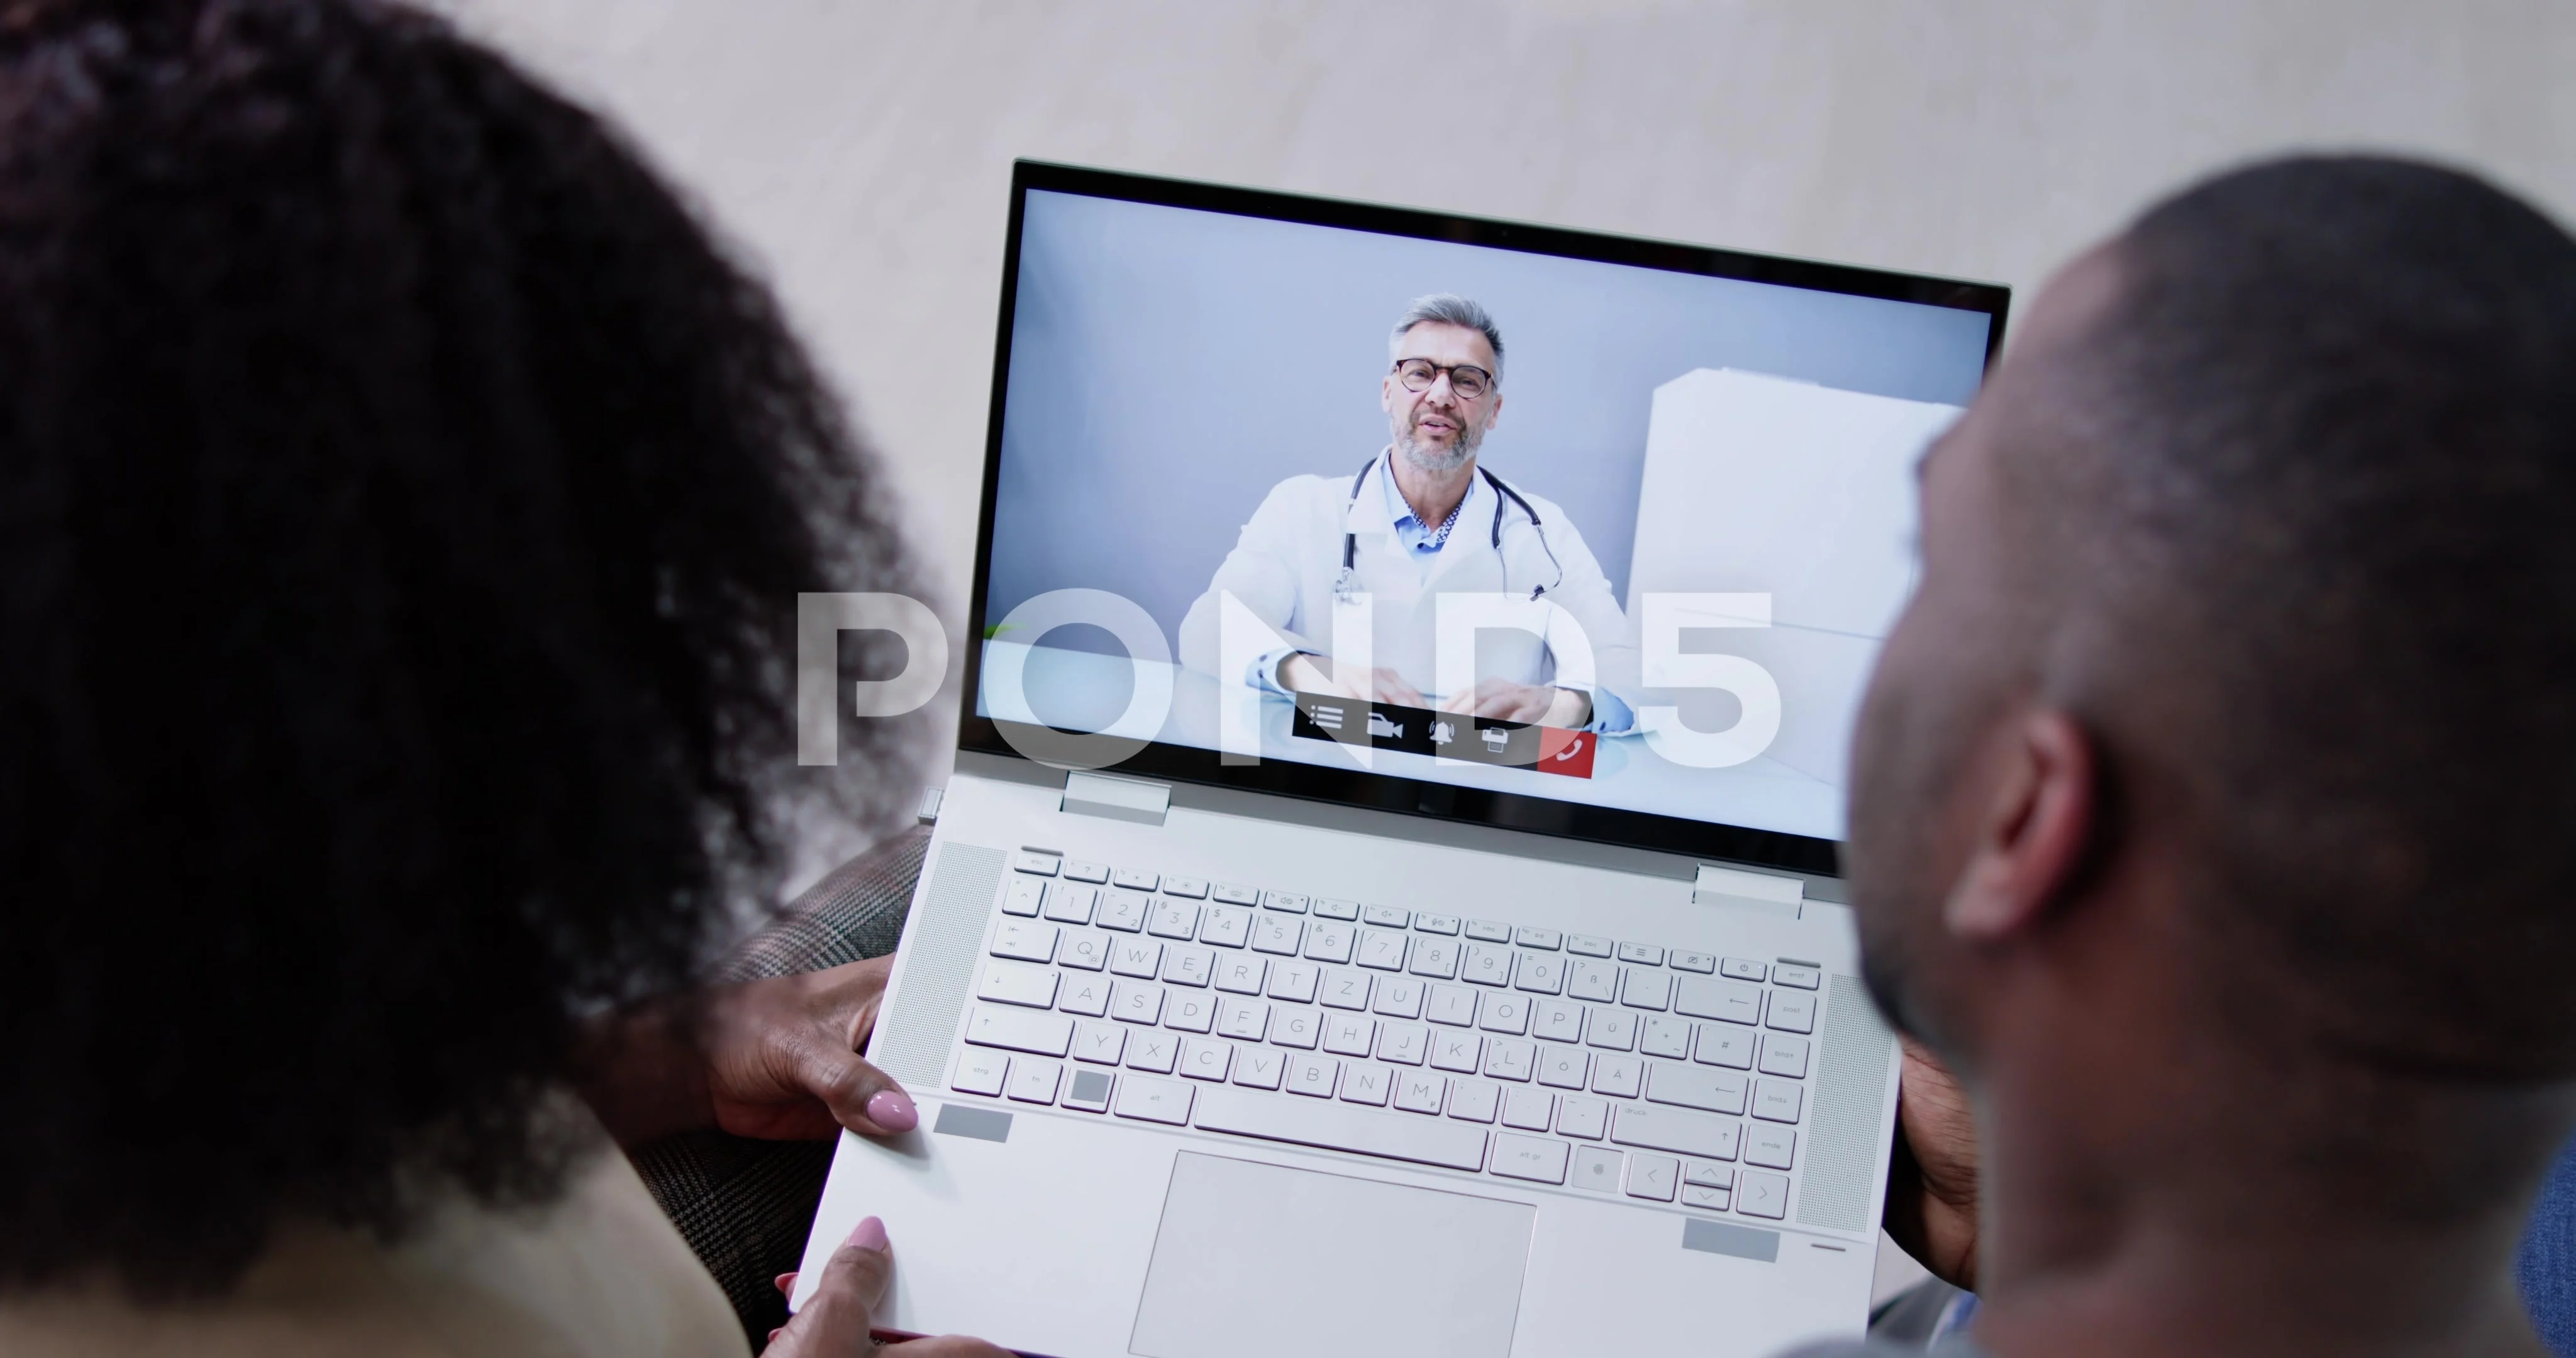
985;189;1992;644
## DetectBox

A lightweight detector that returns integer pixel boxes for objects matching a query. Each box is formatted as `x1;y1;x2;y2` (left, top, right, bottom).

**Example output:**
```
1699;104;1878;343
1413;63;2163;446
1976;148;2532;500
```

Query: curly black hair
0;0;921;1294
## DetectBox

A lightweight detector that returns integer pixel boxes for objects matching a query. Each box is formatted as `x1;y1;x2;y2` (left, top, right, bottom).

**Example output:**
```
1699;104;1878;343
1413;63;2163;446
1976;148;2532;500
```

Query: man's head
1849;157;2576;1154
1383;294;1506;473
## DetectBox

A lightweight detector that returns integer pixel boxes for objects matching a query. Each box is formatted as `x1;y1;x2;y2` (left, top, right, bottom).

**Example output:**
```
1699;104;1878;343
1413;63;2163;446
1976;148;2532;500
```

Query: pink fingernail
847;1215;889;1251
865;1088;918;1131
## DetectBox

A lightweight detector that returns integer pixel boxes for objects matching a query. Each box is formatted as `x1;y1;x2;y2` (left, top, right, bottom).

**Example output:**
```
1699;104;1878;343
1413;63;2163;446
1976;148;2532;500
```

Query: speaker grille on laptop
1795;973;1897;1234
872;841;1005;1091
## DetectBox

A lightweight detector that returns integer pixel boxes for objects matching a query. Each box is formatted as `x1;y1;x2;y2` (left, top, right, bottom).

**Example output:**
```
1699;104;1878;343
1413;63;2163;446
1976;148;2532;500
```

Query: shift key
964;1004;1074;1057
1646;1063;1748;1115
1611;1103;1743;1161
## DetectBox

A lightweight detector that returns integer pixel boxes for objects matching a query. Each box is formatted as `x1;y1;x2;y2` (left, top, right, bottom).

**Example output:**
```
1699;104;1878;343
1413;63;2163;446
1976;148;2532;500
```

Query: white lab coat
1177;456;1639;711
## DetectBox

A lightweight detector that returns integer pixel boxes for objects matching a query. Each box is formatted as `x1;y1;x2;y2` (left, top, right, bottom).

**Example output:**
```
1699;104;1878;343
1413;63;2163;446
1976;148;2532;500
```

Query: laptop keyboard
944;848;1827;1222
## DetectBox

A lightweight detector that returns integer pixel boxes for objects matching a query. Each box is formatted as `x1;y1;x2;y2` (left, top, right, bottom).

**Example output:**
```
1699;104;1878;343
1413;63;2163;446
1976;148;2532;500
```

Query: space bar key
1193;1088;1489;1172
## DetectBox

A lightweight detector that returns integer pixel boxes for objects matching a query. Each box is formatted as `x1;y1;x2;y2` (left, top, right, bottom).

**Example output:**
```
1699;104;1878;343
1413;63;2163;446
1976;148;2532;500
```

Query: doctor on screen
1177;295;1639;732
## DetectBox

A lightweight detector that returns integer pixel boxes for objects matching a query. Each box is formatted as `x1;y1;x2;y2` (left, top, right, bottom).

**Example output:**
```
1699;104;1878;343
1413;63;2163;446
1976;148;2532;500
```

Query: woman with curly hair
0;1;999;1353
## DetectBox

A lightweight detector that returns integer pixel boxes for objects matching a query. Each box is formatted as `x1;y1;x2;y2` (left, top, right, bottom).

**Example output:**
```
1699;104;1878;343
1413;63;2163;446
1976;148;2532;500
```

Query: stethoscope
1335;453;1565;604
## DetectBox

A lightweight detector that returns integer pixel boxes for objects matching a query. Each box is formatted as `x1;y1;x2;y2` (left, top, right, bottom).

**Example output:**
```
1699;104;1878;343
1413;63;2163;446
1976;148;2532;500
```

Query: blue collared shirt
1383;453;1482;583
1252;456;1635;736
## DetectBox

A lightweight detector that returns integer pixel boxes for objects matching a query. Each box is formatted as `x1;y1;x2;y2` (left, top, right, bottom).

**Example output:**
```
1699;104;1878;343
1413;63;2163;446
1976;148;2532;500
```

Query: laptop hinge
1061;770;1172;827
1694;863;1805;918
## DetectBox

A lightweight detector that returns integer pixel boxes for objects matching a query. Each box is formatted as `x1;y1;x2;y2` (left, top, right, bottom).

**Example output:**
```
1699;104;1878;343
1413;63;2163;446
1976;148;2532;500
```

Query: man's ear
1943;709;2096;940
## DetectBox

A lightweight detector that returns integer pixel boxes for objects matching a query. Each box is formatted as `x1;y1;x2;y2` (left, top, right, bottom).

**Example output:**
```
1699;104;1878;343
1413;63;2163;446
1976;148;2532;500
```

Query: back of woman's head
0;0;914;1293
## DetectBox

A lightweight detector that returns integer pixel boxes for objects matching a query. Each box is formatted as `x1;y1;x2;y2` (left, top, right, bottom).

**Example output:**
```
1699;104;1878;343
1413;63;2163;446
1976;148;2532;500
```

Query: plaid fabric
630;826;929;1350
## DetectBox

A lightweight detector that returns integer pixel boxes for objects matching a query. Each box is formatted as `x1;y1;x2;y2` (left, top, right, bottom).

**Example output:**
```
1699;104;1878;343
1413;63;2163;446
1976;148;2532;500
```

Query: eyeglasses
1391;358;1494;400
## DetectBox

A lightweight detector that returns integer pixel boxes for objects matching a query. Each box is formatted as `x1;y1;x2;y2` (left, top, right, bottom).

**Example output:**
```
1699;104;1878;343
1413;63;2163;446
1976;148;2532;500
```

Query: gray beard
1397;419;1481;473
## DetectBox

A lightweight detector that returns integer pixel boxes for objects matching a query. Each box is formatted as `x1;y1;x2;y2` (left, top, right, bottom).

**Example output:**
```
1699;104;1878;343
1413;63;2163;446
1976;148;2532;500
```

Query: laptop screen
963;165;2007;871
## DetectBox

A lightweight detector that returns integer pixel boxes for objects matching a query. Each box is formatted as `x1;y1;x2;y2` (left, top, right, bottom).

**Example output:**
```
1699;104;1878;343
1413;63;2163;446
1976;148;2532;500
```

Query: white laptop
794;163;2008;1358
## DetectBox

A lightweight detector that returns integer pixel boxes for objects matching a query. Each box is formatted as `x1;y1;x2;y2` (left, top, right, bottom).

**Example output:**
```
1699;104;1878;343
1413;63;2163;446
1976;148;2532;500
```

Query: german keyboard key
1097;892;1148;937
1675;976;1762;1025
1567;960;1618;1003
1113;1074;1193;1125
1043;883;1097;924
1302;921;1355;964
1199;905;1252;949
1640;1015;1692;1059
1695;1024;1756;1069
1407;936;1461;979
964;1005;1072;1057
1766;990;1818;1034
1737;1169;1789;1218
1753;1079;1804;1123
1074;1022;1126;1065
1611;1103;1743;1160
1625;1152;1678;1201
1252;914;1304;955
1648;1063;1749;1115
1500;1086;1553;1131
1758;1034;1811;1079
1008;1058;1062;1105
1489;1134;1570;1184
1555;1095;1607;1140
1619;968;1673;1011
950;1048;1008;1097
1192;1086;1488;1171
991;920;1058;963
977;962;1057;1008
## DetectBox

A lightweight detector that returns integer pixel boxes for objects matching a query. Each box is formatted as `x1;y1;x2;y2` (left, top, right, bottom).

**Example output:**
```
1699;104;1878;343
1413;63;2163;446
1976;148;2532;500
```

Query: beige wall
439;1;2576;725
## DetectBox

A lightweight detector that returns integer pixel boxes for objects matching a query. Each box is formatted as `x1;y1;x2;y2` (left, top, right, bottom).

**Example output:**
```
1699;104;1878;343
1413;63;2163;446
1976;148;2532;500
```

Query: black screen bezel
954;160;2011;878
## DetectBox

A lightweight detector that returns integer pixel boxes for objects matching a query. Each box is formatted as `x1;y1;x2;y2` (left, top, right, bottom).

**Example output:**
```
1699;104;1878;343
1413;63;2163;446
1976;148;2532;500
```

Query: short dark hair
2019;156;2576;1078
0;0;916;1293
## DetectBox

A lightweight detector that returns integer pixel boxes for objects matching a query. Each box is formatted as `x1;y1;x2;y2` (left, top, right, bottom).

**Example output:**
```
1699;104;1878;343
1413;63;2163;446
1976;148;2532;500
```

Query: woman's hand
1883;1036;1982;1291
575;958;918;1148
696;958;916;1139
765;1217;1010;1358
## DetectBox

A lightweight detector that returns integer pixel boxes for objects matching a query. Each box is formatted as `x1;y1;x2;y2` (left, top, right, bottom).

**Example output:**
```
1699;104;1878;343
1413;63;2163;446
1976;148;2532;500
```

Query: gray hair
1389;294;1504;380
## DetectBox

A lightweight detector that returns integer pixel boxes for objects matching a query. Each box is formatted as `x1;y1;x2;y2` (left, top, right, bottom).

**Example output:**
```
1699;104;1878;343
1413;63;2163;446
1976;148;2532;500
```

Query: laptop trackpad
1130;1152;1535;1358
